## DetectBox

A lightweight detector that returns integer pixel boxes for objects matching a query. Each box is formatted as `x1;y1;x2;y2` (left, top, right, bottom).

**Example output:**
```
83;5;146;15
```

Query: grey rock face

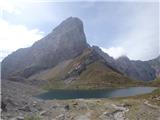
148;56;160;78
93;46;156;81
116;56;156;81
2;17;88;79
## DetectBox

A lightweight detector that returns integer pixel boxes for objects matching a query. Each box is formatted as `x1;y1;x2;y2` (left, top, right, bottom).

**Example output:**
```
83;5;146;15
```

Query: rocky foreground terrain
1;80;160;120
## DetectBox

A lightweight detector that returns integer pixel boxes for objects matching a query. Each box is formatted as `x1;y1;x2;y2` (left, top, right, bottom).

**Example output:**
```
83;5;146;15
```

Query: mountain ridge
1;17;159;87
28;47;140;89
93;46;157;81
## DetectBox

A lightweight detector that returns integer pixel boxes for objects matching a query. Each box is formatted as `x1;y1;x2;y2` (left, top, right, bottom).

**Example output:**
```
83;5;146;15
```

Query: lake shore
1;80;160;120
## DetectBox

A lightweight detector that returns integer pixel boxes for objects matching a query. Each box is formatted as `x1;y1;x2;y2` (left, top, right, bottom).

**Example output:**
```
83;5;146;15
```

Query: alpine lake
37;87;156;100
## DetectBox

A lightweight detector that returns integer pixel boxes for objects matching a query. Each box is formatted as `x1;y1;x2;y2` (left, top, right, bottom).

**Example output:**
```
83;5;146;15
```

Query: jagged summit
52;17;83;34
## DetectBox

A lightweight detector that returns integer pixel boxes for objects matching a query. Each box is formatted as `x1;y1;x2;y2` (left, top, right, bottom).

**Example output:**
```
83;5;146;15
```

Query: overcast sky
0;0;159;61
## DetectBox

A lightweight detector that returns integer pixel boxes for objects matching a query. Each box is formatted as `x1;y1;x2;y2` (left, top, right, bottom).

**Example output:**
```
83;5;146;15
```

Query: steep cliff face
1;17;88;79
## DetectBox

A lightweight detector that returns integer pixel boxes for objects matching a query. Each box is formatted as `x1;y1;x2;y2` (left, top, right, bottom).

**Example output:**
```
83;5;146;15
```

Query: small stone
123;104;131;108
33;101;37;104
17;116;24;120
56;114;65;120
37;107;43;111
19;105;31;112
64;105;70;110
1;101;7;112
52;105;57;109
33;104;36;107
40;110;47;116
73;102;78;106
9;118;17;120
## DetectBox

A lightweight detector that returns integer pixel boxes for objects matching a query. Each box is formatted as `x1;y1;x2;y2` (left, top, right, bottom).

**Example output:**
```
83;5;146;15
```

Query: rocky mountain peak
2;17;88;79
52;17;83;34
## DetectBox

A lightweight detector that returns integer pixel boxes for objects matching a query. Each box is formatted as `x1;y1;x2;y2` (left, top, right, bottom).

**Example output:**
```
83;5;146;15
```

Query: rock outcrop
1;17;88;79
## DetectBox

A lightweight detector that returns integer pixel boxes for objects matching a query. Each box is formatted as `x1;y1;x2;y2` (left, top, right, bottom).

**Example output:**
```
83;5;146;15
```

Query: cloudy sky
0;0;159;61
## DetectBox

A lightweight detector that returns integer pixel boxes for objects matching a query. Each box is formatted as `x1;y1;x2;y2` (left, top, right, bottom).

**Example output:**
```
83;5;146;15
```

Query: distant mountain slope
115;56;156;81
148;56;160;78
29;48;140;89
93;46;157;81
1;17;88;79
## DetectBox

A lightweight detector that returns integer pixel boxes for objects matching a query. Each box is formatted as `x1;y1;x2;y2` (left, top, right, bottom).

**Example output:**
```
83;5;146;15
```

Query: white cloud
100;4;159;61
0;18;44;60
87;2;159;61
101;47;126;59
111;3;159;61
0;49;12;61
0;0;44;61
0;0;21;14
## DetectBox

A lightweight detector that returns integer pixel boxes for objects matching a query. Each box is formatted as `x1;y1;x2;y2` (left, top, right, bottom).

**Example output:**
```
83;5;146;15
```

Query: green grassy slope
67;61;140;89
147;78;160;87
